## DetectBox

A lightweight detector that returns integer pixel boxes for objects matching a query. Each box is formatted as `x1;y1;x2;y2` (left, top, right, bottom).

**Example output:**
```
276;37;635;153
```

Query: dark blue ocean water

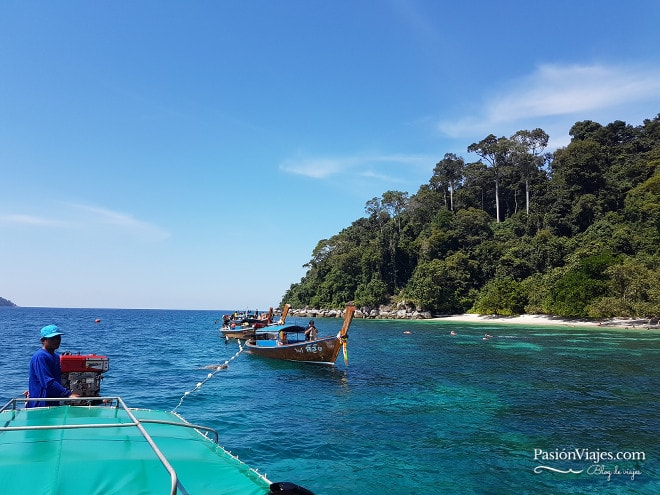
1;307;658;494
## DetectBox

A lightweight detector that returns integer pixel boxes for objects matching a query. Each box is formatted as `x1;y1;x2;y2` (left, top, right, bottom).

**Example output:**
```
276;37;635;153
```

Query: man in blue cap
27;324;79;408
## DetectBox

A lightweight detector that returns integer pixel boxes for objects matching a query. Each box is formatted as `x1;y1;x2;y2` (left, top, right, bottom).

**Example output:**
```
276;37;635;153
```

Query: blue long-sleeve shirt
27;349;71;408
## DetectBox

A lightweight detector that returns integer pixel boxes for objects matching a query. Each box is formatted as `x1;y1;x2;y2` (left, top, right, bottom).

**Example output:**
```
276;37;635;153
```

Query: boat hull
221;327;257;339
245;336;343;365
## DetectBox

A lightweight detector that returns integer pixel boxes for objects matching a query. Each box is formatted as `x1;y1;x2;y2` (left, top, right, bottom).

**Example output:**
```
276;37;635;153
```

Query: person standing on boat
304;320;318;341
26;324;79;408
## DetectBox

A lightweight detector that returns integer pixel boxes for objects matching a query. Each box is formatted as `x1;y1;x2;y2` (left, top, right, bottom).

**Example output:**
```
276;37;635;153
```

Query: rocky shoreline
289;306;433;320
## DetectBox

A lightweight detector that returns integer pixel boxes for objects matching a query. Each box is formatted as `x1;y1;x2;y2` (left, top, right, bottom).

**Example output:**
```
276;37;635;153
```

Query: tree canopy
281;114;660;319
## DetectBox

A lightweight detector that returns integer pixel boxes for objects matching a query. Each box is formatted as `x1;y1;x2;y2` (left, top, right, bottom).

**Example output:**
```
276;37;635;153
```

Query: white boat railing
0;396;222;495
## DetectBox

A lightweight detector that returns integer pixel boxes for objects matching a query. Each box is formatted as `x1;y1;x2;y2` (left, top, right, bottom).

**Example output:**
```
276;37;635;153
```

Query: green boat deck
0;397;271;494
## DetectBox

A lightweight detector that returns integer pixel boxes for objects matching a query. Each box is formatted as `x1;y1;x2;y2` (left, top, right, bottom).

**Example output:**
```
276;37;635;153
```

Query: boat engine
60;353;109;401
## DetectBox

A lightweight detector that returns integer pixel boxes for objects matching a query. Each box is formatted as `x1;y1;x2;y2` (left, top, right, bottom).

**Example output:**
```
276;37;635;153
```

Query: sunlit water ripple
1;308;658;494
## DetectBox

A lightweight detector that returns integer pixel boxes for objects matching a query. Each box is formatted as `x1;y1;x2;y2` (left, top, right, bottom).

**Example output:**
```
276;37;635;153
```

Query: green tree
364;196;389;235
354;275;389;308
468;134;513;223
551;140;607;200
510;128;549;215
546;252;614;317
381;190;409;235
587;257;657;318
380;191;410;290
450;207;493;250
407;185;446;228
404;252;475;313
431;153;464;211
471;277;527;316
458;160;491;212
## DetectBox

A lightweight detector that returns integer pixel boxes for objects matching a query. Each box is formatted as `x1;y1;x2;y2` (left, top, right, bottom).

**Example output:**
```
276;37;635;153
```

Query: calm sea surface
1;307;658;494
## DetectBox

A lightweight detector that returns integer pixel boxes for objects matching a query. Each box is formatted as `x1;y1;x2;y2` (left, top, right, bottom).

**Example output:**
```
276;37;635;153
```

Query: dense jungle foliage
281;114;660;318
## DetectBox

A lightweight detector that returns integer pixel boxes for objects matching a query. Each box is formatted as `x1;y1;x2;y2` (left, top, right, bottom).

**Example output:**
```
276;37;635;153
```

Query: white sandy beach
433;313;660;330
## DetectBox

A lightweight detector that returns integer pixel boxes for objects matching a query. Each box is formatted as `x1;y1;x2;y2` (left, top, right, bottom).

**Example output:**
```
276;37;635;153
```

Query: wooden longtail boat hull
245;336;344;365
222;327;258;339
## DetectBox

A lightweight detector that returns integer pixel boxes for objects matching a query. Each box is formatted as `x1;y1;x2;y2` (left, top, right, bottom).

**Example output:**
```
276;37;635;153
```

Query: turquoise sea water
1;307;658;494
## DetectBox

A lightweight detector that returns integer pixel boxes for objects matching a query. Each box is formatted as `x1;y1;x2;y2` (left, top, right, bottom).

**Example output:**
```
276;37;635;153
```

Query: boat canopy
0;397;271;494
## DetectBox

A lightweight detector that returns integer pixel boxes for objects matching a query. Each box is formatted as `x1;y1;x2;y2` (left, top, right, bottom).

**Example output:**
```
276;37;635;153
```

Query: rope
172;340;244;413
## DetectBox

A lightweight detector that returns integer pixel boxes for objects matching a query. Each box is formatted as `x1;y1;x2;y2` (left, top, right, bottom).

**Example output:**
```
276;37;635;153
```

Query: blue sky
1;1;659;310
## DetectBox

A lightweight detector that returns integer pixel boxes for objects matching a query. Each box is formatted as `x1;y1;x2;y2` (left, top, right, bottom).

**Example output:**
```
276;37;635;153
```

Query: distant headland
0;297;17;307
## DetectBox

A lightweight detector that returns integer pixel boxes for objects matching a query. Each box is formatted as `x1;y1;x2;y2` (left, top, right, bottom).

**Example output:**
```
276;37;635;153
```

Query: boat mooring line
172;340;244;413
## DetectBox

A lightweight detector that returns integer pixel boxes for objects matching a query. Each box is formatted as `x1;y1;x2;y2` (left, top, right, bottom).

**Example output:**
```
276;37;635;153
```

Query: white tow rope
172;340;244;412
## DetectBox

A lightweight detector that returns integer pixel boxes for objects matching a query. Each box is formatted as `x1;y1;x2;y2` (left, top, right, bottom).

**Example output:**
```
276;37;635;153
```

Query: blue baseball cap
40;324;64;339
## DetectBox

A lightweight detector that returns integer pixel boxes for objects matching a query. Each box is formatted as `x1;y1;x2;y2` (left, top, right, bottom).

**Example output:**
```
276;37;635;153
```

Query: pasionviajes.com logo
533;448;645;480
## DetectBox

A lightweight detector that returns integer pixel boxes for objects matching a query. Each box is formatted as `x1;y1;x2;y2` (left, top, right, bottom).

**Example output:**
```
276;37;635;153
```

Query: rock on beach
290;305;433;320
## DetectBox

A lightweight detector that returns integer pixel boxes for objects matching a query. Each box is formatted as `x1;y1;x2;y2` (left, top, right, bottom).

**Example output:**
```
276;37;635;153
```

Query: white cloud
0;214;65;227
0;203;170;242
279;157;347;179
280;153;433;181
66;203;171;241
438;63;660;139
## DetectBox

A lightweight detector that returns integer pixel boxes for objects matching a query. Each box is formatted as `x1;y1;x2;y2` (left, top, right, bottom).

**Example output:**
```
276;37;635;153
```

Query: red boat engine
60;353;109;398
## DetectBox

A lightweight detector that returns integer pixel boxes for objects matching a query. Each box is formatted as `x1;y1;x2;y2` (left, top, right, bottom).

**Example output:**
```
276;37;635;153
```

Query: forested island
281;114;660;320
0;297;17;307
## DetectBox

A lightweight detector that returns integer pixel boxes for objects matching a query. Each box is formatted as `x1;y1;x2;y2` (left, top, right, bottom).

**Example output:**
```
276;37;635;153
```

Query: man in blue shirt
27;324;79;407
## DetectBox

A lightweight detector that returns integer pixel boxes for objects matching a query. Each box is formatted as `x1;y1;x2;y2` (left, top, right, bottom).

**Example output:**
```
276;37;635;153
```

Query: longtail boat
221;306;288;340
244;305;355;365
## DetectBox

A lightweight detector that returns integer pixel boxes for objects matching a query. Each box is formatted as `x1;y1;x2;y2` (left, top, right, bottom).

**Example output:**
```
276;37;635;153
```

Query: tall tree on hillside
381;190;409;290
431;153;465;211
468;135;511;222
510;128;549;215
365;197;388;235
568;120;603;141
381;190;409;235
552;140;608;197
459;160;491;211
407;184;446;228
